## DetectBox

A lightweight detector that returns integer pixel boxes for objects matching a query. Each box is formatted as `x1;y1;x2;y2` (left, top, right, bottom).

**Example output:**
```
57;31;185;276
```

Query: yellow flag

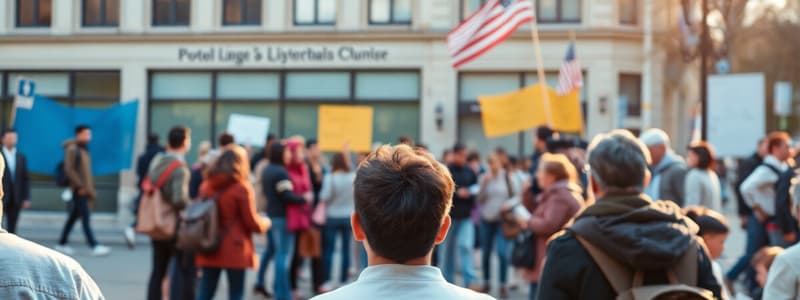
478;84;583;137
318;105;374;152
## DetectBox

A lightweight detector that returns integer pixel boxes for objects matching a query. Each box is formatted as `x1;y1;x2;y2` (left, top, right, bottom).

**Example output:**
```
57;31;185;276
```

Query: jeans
196;267;245;300
272;218;295;300
58;193;98;248
255;228;276;288
323;217;352;284
170;249;197;300
529;282;538;300
439;218;476;287
480;220;509;285
727;213;768;281
147;240;174;300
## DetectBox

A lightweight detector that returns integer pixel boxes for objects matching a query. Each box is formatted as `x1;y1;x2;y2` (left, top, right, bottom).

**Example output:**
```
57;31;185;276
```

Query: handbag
136;161;184;240
510;231;537;268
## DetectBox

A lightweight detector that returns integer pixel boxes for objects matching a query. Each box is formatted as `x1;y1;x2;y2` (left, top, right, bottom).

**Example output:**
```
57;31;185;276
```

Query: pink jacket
524;180;585;282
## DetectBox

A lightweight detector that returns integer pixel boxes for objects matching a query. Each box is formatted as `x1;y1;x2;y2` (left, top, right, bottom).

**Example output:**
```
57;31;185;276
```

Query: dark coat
263;164;307;218
536;194;722;300
136;143;164;189
1;150;30;207
775;166;800;235
736;153;762;217
448;164;478;220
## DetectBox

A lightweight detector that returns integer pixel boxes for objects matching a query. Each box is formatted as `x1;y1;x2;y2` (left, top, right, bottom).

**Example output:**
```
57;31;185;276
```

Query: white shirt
763;243;800;300
311;264;495;300
740;155;788;216
2;147;16;179
684;169;723;212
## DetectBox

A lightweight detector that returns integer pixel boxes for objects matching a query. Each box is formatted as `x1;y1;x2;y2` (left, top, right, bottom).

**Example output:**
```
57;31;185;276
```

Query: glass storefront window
459;73;520;101
151;102;212;163
75;72;121;98
7;72;69;97
355;72;418;100
284;103;320;139
460;115;521;157
372;103;419;145
286;72;350;99
217;72;280;100
151;72;212;100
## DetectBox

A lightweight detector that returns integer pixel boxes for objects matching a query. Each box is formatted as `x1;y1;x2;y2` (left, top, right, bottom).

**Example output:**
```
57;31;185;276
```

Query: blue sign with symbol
17;80;35;97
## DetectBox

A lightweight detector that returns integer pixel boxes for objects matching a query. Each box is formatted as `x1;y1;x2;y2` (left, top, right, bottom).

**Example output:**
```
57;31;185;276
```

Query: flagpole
528;0;553;127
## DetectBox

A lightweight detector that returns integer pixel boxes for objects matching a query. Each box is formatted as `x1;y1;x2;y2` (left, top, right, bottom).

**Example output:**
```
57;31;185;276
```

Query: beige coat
63;141;96;199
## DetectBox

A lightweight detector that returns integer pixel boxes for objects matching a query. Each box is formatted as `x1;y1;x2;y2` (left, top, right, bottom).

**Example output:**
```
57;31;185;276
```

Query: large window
1;71;120;213
619;0;637;25
153;0;191;26
149;70;419;160
369;0;411;25
458;72;587;157
83;0;119;26
294;0;336;26
619;74;642;117
460;0;487;21
16;0;51;27
223;0;261;25
537;0;580;23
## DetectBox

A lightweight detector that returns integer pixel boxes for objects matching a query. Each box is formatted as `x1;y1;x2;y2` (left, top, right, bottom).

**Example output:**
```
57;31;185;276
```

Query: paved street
12;201;747;300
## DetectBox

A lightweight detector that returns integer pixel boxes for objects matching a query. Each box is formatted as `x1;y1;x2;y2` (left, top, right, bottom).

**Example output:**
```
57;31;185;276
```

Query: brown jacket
524;180;585;282
63;141;95;199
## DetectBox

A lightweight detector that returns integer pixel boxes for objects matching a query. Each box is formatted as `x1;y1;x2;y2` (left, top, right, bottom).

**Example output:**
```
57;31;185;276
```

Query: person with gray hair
536;130;721;300
639;128;688;206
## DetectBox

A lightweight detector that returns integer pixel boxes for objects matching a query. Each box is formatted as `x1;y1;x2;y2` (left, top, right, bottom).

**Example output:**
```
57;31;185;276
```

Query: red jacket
196;173;269;269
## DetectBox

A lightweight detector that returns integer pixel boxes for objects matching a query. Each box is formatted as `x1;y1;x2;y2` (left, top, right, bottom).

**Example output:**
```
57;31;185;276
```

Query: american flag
556;42;583;95
447;0;534;69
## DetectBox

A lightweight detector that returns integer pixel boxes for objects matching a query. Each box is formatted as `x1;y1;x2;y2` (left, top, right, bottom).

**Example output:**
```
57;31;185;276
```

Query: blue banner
14;96;139;176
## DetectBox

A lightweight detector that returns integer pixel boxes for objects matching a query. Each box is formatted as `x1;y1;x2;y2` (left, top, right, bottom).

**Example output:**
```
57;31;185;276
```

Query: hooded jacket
63;140;96;199
146;153;190;210
536;193;722;300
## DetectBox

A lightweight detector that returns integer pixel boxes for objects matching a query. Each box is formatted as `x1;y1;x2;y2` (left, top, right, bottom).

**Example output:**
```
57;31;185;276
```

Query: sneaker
91;245;111;257
54;245;75;256
253;286;272;298
318;281;335;294
123;227;136;249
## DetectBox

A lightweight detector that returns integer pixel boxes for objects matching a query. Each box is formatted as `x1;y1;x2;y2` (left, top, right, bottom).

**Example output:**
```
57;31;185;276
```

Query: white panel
707;73;766;157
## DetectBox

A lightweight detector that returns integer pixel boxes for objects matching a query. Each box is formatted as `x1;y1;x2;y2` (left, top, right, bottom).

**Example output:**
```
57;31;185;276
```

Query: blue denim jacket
0;229;104;299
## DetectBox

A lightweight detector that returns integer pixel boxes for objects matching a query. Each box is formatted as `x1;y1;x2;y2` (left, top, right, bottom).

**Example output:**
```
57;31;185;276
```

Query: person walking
640;128;688;206
476;153;520;297
0;129;30;235
320;152;356;290
522;153;585;299
439;143;479;289
736;138;767;229
143;126;193;300
684;141;723;212
728;132;794;288
195;149;271;300
253;139;277;298
55;125;111;257
536;130;721;300
125;133;165;249
263;142;313;300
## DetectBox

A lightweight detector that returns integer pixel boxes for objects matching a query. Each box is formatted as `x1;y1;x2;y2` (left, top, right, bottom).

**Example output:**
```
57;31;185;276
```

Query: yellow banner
478;84;583;137
317;105;374;152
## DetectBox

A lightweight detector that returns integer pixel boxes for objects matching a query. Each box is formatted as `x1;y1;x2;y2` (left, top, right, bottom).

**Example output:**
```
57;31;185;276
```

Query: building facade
0;0;689;217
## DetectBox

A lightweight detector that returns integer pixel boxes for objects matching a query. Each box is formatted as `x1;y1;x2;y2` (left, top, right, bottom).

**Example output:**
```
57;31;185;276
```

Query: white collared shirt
740;155;789;216
3;147;16;179
311;264;495;300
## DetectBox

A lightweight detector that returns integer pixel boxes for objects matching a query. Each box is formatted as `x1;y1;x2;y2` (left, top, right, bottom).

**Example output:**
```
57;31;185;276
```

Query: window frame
147;69;420;145
536;0;582;24
293;0;336;26
15;0;51;28
152;0;191;26
222;0;262;26
619;73;642;117
82;0;120;27
368;0;412;26
459;0;488;21
619;0;638;25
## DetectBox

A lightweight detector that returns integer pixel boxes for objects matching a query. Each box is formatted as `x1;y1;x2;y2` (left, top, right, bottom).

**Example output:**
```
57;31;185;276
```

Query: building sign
178;46;389;66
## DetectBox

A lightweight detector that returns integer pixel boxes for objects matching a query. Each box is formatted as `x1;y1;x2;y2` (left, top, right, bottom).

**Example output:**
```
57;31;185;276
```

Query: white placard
708;73;766;157
774;81;792;116
226;114;270;147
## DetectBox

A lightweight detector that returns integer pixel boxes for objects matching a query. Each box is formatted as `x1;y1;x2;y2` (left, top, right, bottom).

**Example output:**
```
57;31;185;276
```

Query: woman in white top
476;153;520;297
319;152;357;288
684;141;723;213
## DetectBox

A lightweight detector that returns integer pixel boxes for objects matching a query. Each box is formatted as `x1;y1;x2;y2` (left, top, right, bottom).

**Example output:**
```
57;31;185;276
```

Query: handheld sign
318;105;373;152
227;114;270;147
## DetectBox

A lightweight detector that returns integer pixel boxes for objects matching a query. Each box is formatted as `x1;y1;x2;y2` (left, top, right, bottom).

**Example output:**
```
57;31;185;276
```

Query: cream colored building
0;0;693;217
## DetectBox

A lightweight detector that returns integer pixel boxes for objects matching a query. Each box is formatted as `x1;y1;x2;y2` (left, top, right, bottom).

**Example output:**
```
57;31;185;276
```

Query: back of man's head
354;145;455;263
147;133;160;145
639;128;671;149
588;130;652;194
766;131;791;155
168;126;190;150
218;132;235;147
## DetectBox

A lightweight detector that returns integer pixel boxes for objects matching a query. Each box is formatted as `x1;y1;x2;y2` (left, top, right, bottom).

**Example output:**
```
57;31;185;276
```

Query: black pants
58;194;98;247
148;240;197;300
2;201;21;234
290;241;325;291
170;247;197;300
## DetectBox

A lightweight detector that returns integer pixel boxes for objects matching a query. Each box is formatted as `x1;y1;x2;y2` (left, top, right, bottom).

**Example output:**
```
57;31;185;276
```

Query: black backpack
55;149;81;187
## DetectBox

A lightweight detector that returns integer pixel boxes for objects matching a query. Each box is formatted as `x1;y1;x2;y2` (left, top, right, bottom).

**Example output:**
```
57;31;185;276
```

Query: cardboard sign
227;114;270;147
478;84;583;137
318;105;373;152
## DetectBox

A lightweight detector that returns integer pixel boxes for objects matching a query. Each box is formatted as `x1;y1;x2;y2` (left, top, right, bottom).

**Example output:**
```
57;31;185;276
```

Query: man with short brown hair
312;145;494;300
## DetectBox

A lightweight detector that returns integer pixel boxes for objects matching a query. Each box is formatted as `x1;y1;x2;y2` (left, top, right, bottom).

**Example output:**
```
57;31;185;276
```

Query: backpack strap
154;161;184;189
672;238;700;286
761;163;782;177
576;236;632;294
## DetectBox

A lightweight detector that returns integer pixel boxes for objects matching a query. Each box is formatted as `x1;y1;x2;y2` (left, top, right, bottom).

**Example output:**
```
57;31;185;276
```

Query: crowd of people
6;122;800;300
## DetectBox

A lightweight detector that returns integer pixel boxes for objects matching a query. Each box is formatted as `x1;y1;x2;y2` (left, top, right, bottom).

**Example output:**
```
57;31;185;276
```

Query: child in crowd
683;206;731;299
751;246;784;300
